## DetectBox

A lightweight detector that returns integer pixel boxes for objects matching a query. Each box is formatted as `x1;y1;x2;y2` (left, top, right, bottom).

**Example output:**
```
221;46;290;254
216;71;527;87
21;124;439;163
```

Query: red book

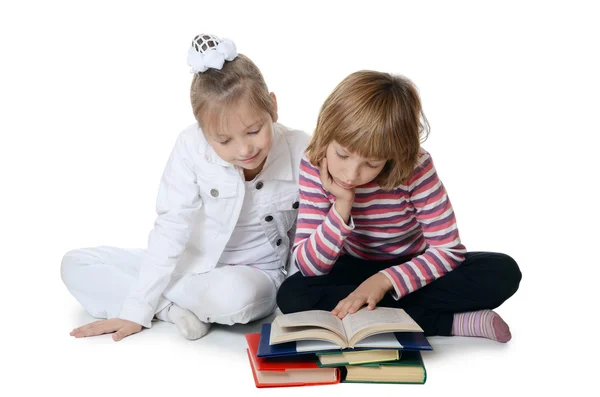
245;333;341;388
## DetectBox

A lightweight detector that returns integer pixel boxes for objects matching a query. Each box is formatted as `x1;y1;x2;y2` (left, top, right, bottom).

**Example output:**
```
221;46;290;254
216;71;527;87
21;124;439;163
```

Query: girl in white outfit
61;34;310;341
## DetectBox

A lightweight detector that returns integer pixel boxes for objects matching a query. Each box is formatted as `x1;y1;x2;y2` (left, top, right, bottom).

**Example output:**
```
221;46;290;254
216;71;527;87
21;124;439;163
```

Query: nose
239;143;253;158
344;165;359;183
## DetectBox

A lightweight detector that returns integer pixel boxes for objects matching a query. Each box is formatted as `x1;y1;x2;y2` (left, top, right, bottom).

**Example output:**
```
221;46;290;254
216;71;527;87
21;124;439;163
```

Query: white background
1;0;598;395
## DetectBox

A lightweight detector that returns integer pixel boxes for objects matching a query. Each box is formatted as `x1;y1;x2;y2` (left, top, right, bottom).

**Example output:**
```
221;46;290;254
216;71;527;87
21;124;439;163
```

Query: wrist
378;272;394;291
334;199;353;223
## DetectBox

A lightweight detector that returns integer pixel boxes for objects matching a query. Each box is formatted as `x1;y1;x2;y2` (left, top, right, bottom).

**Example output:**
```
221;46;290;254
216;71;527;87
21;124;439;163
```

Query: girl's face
204;93;277;178
325;141;387;189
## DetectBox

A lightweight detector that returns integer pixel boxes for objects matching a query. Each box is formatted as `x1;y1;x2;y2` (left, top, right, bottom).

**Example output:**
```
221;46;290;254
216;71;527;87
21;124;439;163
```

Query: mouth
239;152;259;163
335;179;355;189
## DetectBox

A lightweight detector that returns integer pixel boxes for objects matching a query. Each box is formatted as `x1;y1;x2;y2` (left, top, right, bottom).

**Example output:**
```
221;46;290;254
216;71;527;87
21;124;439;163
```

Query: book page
270;322;347;347
296;339;343;352
352;333;404;349
274;310;346;340
342;307;423;343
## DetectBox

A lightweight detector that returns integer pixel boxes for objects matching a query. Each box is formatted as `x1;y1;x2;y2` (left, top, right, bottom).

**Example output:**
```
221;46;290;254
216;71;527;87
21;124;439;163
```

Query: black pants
276;252;522;336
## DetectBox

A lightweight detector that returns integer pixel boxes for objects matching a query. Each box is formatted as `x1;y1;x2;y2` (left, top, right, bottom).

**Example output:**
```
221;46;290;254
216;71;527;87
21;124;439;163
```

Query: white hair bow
187;34;238;73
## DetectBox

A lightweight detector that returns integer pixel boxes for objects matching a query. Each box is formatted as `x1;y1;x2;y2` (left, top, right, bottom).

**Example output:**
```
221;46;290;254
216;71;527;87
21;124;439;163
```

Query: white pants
61;246;285;326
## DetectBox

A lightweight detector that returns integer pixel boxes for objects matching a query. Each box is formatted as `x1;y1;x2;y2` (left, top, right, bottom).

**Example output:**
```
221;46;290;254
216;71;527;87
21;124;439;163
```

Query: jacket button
256;181;264;190
210;189;219;197
265;215;273;222
292;201;299;209
276;239;282;246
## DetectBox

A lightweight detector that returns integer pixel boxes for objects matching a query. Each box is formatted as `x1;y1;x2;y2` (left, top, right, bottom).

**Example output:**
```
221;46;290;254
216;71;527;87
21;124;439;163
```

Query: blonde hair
306;70;430;189
190;54;275;134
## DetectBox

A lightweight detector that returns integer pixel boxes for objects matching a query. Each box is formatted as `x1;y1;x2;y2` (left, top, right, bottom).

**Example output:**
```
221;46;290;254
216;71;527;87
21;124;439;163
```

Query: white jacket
119;122;310;327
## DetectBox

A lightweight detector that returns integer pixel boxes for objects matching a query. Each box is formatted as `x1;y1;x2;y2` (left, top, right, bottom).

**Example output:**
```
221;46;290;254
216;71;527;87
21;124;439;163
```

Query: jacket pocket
197;181;239;225
257;190;300;250
274;190;301;231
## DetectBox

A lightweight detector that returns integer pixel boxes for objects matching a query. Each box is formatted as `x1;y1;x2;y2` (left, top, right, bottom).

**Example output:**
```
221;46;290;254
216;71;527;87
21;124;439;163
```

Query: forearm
334;198;353;224
119;226;186;327
293;204;354;276
119;203;197;326
381;244;466;299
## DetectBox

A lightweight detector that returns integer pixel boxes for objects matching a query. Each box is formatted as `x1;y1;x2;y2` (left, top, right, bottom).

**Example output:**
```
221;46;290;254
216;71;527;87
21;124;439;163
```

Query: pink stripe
306;231;328;266
358;224;419;234
300;207;328;216
410;160;432;182
431;235;460;246
296;242;315;276
411;258;433;283
320;223;343;258
353;205;411;216
414;176;438;195
438;250;465;268
354;192;407;203
386;268;410;297
423;221;455;232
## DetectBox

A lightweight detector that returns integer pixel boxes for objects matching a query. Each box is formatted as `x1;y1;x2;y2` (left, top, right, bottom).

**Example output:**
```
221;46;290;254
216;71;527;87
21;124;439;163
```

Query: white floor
7;276;585;397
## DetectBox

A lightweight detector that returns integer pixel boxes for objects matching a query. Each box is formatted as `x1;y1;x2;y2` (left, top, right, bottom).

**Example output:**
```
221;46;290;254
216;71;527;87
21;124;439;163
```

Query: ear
269;92;279;123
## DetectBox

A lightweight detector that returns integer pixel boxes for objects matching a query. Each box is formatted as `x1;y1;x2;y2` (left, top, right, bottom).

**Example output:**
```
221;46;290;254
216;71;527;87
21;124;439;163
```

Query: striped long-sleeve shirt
292;149;467;300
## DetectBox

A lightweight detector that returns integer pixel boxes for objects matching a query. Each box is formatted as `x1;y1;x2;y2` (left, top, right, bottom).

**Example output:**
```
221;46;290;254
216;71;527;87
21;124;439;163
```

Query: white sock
155;304;172;322
155;303;211;340
168;304;211;340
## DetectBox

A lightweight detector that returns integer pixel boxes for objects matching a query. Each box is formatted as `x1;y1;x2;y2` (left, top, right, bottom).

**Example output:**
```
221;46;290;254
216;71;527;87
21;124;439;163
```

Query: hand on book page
269;307;424;349
331;272;394;319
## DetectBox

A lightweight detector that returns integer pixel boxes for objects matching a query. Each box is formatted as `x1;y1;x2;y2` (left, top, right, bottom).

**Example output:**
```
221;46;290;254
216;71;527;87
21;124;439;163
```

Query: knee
60;249;85;287
182;272;277;324
492;253;522;298
210;286;276;325
499;254;521;285
233;281;275;313
276;275;308;314
216;284;269;314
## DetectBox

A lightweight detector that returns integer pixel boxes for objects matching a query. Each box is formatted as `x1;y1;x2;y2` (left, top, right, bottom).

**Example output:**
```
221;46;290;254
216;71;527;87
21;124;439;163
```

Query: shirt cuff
119;302;155;329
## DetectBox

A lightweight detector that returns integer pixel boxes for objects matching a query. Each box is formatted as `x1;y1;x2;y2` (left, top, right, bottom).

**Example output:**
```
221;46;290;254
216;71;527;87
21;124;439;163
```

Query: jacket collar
259;123;293;182
200;123;293;181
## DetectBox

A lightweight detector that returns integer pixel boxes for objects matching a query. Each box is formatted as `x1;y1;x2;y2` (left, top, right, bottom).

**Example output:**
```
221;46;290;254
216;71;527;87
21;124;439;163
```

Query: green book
342;351;427;384
316;349;401;367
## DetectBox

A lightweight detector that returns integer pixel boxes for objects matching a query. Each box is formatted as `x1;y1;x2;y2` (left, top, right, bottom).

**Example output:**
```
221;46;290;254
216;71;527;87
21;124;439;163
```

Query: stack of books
244;307;431;387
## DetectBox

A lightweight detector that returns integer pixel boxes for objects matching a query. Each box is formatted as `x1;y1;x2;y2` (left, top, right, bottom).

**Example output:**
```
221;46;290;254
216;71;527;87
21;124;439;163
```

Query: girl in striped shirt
276;71;521;342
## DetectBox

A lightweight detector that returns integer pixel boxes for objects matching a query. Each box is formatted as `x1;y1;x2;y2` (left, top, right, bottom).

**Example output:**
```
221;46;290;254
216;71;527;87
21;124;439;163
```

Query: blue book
257;323;432;359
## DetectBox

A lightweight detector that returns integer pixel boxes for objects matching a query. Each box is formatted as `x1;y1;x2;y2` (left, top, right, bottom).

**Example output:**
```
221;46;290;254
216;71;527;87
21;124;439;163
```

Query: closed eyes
336;151;382;168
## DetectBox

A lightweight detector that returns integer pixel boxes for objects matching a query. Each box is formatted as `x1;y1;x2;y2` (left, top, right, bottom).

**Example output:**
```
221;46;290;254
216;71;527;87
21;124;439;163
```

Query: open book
269;307;424;349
